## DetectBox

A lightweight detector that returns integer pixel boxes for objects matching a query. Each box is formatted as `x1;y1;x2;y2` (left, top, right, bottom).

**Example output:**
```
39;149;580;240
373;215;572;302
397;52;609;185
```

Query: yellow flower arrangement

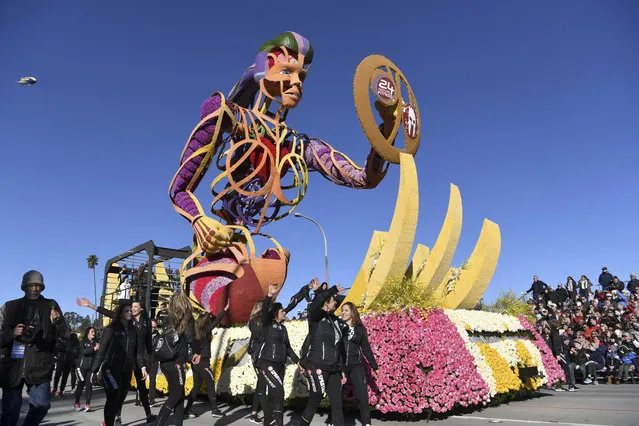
367;275;444;313
476;343;521;394
514;341;542;390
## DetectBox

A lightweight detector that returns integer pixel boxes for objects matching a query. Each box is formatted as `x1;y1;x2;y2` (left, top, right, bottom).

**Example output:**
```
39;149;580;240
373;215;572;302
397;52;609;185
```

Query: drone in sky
17;77;37;86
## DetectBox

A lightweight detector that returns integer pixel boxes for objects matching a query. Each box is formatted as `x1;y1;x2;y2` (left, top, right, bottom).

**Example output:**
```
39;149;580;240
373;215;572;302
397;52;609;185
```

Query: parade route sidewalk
23;384;639;426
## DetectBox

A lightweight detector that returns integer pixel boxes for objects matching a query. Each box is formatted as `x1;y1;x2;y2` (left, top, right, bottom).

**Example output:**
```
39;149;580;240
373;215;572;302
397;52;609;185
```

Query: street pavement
11;383;638;425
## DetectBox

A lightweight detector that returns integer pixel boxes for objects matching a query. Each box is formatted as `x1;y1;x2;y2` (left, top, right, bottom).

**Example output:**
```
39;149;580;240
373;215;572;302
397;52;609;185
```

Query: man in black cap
599;267;613;291
0;270;69;426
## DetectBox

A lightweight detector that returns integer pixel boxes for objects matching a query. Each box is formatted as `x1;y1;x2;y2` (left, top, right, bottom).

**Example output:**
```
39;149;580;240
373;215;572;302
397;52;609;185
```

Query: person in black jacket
521;276;549;304
76;297;156;423
247;280;319;424
92;301;148;426
184;300;229;419
247;301;265;424
52;333;80;397
300;284;347;426
154;291;200;426
0;270;70;426
340;302;378;426
599;267;613;291
258;283;303;426
627;273;639;295
130;301;154;420
148;319;160;406
73;326;99;412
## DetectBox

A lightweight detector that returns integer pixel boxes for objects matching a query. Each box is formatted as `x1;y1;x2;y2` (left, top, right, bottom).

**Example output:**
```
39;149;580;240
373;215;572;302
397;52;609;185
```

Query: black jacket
196;309;226;359
249;283;312;360
77;338;99;370
0;296;69;387
599;272;613;289
56;337;80;365
97;306;152;358
92;323;145;375
627;279;639;295
159;318;198;364
342;322;378;370
257;296;299;366
525;280;549;295
304;286;344;372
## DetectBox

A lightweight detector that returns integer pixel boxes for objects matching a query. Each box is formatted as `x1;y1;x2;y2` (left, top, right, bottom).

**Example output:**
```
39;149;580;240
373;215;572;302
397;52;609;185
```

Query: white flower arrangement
445;312;498;396
490;340;519;368
444;309;524;333
209;320;310;399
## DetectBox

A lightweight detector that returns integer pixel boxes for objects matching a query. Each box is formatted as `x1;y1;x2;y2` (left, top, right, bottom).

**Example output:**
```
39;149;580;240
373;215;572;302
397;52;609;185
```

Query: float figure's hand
191;215;233;254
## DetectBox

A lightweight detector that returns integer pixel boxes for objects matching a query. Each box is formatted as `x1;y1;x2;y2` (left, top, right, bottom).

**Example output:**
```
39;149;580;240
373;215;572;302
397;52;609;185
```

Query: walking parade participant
130;301;154;420
92;301;149;426
299;284;347;426
247;301;265;424
73;327;99;412
52;333;80;397
76;297;156;423
148;319;160;406
247;279;321;424
184;300;229;419
340;302;378;426
259;283;303;426
0;270;70;426
154;291;200;426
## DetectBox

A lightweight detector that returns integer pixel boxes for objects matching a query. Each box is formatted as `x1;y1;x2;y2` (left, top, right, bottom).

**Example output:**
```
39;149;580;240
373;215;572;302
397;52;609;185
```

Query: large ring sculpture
354;55;421;164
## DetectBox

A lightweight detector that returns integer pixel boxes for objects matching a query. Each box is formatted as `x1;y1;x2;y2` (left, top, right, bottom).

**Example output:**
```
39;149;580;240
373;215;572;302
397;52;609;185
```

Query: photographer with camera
0;270;69;426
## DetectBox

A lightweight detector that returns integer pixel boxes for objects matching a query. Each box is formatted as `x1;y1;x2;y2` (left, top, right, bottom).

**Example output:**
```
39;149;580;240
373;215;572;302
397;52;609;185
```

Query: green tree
485;289;535;323
86;254;99;322
63;311;92;334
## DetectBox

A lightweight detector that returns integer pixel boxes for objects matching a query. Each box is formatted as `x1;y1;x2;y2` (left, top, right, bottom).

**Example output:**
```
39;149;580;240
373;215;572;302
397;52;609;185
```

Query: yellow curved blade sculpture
444;219;501;309
414;184;463;293
343;152;419;309
405;244;430;282
348;161;501;309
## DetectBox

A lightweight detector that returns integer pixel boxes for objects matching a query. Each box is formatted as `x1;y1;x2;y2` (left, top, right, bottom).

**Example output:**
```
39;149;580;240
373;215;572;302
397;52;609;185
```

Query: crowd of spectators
523;267;639;390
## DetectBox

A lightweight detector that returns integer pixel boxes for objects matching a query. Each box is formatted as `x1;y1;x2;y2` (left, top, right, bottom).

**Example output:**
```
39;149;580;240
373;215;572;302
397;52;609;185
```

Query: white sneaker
584;378;592;384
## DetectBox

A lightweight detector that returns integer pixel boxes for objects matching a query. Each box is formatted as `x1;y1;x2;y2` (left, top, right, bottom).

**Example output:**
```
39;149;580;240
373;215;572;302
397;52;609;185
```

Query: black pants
301;368;343;426
345;364;371;425
74;367;93;405
53;360;74;392
185;357;218;414
155;362;186;426
70;366;77;389
103;366;132;426
131;366;152;417
251;356;263;414
148;359;159;403
260;361;285;426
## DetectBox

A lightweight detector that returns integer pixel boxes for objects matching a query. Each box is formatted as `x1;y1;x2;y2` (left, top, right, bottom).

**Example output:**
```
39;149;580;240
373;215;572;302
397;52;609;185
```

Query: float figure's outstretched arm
303;140;388;189
169;94;237;253
304;110;394;189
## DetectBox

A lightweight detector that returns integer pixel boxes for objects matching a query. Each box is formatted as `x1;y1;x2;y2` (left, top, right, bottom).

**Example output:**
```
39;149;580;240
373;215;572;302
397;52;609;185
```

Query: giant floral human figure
169;32;395;323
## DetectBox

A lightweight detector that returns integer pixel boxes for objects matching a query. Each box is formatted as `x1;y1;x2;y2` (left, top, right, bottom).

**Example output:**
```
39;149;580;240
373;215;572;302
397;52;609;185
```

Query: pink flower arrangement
518;316;565;386
361;309;490;414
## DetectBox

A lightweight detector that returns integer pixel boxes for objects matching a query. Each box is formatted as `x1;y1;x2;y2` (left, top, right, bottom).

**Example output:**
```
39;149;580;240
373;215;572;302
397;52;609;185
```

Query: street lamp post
293;212;329;285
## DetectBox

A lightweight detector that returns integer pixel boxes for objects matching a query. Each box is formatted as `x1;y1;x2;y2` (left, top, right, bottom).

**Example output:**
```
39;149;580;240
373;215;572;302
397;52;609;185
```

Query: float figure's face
261;47;308;110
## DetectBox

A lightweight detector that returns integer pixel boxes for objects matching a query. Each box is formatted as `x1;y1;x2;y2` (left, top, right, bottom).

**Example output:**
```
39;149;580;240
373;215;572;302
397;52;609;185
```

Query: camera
18;324;39;344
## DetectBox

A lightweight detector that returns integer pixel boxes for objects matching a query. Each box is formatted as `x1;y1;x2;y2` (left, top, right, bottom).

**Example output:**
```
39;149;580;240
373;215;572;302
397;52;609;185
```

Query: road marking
516;404;639;413
451;415;613;426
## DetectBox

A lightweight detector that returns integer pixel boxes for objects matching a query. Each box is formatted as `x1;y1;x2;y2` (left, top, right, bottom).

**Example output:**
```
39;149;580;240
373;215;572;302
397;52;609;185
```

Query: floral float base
134;309;564;415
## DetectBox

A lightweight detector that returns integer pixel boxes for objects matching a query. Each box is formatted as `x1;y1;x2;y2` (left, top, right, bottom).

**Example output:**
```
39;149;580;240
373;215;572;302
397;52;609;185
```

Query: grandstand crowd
523;267;639;390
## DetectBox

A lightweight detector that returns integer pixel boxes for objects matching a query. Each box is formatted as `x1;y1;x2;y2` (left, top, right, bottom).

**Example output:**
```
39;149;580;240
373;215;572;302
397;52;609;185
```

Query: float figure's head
229;32;313;111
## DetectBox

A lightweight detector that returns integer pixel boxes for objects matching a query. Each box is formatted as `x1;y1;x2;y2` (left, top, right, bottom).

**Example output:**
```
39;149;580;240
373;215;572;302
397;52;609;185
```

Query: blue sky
1;1;638;316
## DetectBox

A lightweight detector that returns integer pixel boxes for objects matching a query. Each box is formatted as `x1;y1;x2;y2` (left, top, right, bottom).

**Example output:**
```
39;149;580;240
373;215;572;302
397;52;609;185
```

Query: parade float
123;31;565;416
